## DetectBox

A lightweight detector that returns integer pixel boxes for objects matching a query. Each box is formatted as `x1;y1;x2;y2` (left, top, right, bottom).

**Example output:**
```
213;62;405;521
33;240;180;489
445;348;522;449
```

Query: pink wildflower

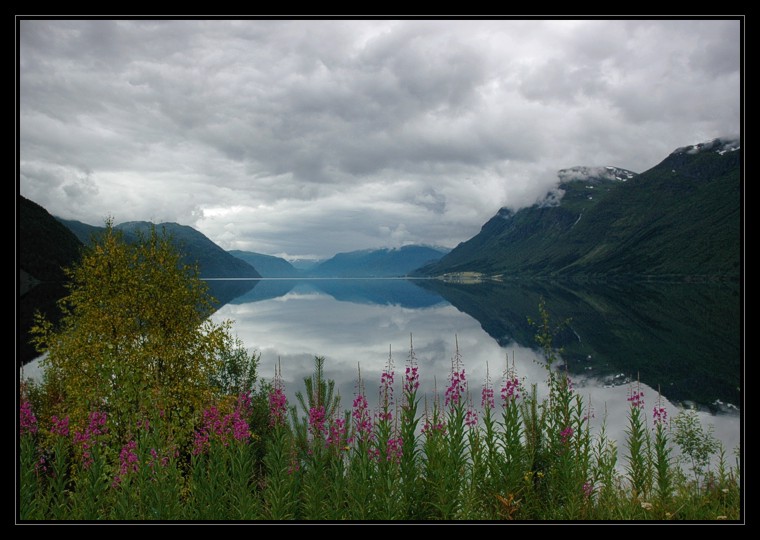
19;401;38;436
560;426;574;445
113;440;139;487
628;386;645;409
326;417;347;449
465;407;479;428
74;410;108;470
404;336;420;401
386;437;403;463
308;406;327;439
445;369;467;408
268;363;288;427
50;415;69;437
501;376;522;403
582;481;594;499
653;395;668;426
481;374;495;411
421;419;446;437
352;393;373;443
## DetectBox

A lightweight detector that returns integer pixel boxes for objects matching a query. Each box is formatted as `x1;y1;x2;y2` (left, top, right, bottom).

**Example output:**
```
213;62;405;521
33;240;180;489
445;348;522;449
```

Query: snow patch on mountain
671;137;740;156
557;166;636;184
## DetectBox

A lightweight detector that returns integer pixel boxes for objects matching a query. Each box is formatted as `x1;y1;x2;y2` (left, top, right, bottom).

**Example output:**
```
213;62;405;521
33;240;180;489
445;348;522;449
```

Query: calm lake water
21;277;741;468
206;277;741;465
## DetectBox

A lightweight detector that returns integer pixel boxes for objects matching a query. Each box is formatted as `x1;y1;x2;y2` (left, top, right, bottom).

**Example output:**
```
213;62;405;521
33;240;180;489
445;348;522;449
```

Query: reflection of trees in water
205;279;258;309
418;279;740;410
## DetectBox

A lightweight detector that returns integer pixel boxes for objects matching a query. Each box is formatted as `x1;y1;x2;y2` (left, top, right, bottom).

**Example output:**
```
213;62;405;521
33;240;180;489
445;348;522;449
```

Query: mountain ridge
55;218;262;279
416;138;740;280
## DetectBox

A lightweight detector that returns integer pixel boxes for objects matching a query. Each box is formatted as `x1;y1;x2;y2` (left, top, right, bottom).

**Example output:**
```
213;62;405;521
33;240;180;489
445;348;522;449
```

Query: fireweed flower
268;363;288;427
582;481;594;499
87;411;108;437
404;366;420;395
35;455;48;477
231;410;251;442
237;391;252;417
379;351;395;420
500;376;522;403
368;446;381;463
351;369;375;447
113;440;139;487
583;404;596;423
628;386;645;409
386;436;403;463
352;393;373;444
148;448;160;472
403;337;420;407
50;415;70;437
445;340;467;408
146;446;174;478
560;426;574;445
421;418;446;436
445;369;466;408
74;410;108;470
465;394;479;427
19;400;38;436
308;406;327;440
481;371;495;411
268;388;288;427
465;406;479;428
192;430;210;456
653;395;668;426
326;417;347;449
192;403;251;455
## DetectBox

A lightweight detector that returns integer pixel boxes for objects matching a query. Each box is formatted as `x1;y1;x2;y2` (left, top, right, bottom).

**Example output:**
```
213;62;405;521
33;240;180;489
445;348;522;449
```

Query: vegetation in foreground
18;224;741;521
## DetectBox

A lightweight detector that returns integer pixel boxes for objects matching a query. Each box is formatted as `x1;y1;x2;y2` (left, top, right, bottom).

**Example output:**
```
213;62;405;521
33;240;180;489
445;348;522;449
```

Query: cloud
19;18;742;258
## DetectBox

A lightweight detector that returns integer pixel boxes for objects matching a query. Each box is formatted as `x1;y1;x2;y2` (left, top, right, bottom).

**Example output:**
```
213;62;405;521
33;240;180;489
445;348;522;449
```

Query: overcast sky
18;18;742;260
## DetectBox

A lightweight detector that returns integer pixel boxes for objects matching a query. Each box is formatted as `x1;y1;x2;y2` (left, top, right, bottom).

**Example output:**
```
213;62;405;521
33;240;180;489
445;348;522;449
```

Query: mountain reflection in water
205;278;740;465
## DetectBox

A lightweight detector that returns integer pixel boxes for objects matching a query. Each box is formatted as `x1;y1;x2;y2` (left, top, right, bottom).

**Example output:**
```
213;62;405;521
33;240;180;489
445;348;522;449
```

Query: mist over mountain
417;138;740;280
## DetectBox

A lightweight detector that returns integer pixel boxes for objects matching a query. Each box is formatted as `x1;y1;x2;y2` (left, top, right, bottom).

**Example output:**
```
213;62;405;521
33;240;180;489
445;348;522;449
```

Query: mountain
18;196;84;365
115;221;261;279
55;217;105;246
228;250;301;278
288;258;325;272
57;219;262;279
308;245;450;277
19;196;83;285
417;138;740;279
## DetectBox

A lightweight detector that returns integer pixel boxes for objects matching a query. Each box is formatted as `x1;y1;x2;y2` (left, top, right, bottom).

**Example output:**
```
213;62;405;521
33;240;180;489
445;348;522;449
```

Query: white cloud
19;18;742;258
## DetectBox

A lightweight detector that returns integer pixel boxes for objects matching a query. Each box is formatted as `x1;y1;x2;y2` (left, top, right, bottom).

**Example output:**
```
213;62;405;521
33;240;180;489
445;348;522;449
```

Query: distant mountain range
417;138;740;280
227;246;450;278
307;245;450;277
228;250;301;278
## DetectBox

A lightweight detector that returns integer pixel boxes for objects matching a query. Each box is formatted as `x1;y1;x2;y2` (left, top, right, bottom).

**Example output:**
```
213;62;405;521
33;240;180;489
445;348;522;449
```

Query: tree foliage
30;220;234;445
